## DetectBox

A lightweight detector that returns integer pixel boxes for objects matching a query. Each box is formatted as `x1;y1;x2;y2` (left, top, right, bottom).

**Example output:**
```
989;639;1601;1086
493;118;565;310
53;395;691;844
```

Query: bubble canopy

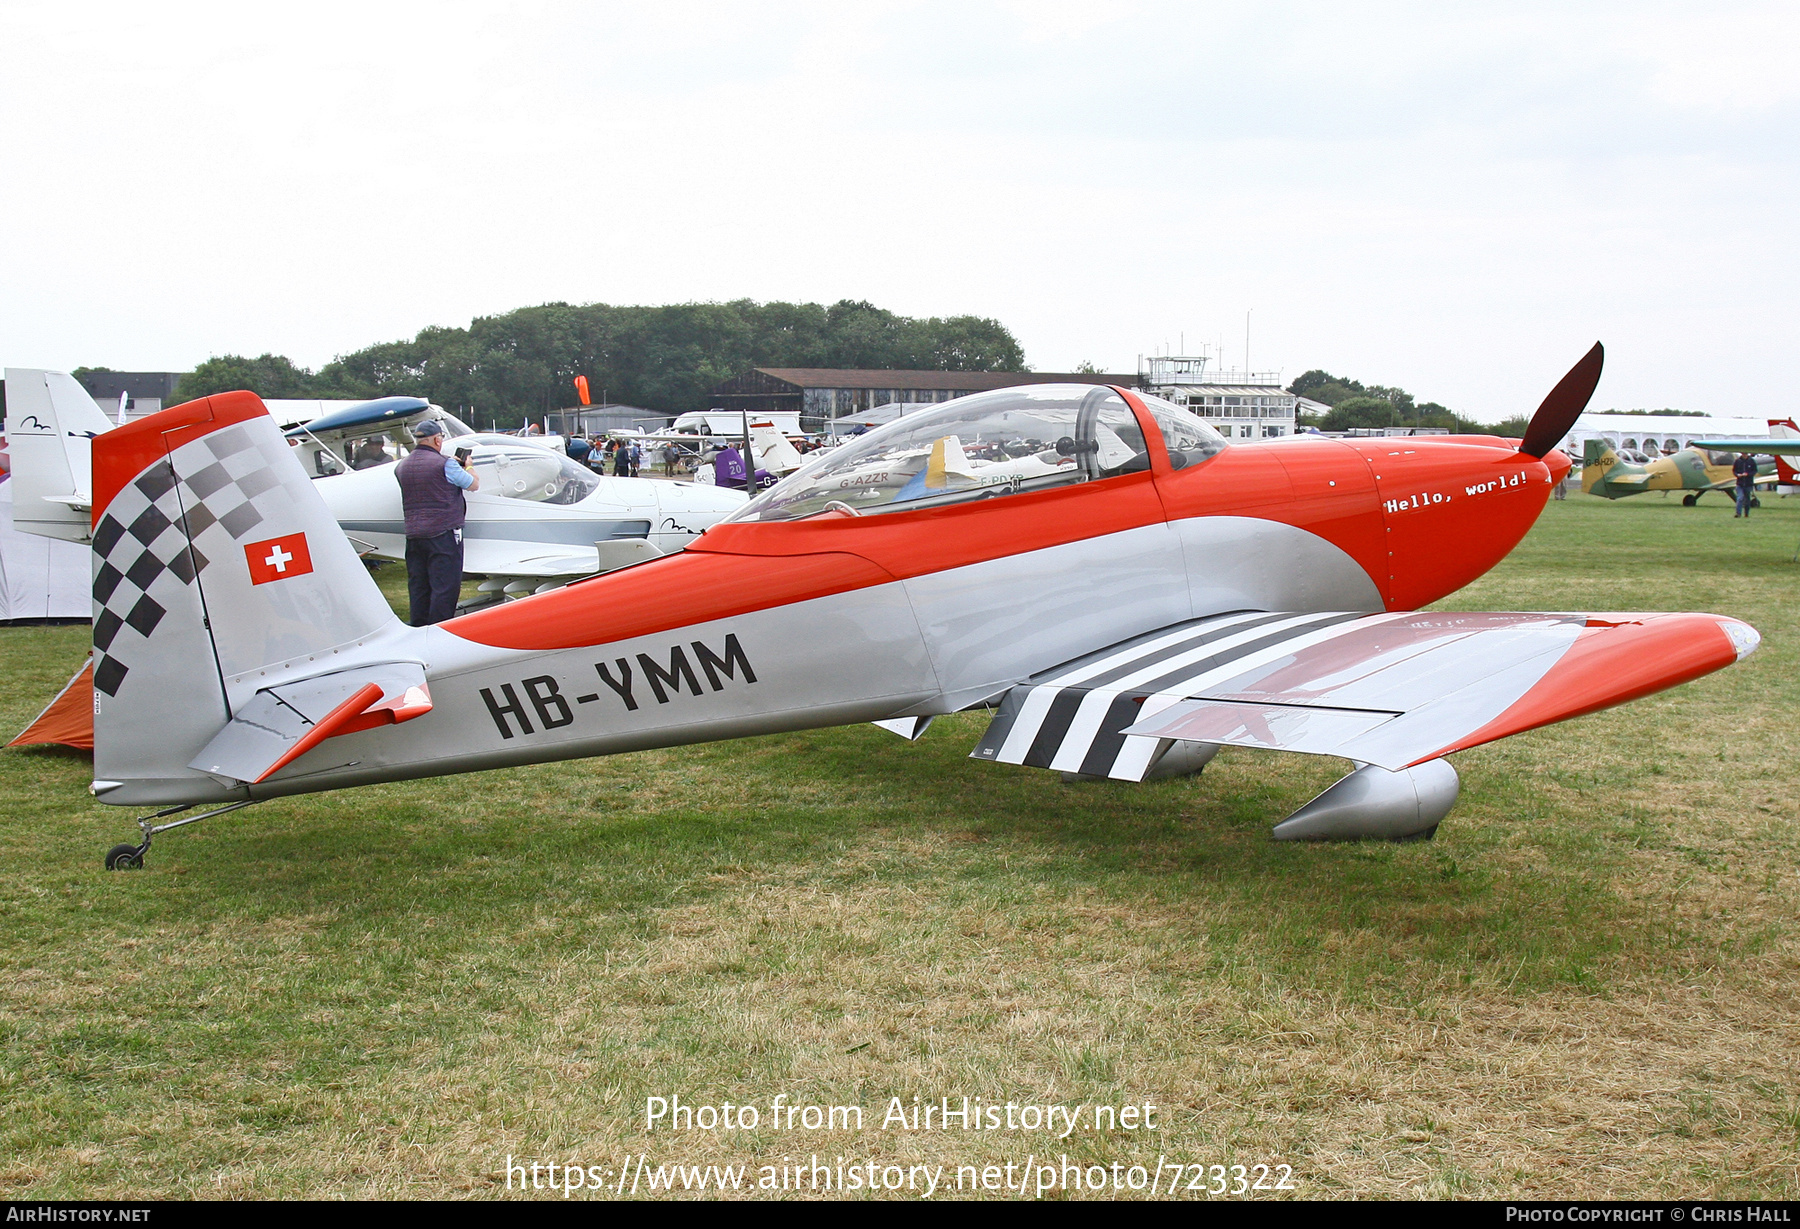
725;385;1228;524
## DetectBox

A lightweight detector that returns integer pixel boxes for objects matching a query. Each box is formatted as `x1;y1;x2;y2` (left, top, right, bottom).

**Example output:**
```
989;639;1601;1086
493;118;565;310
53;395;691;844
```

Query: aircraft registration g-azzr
82;343;1759;868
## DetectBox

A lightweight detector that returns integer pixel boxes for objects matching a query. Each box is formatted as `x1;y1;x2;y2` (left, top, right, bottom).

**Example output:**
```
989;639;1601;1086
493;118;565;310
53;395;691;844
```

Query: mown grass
1;494;1797;1199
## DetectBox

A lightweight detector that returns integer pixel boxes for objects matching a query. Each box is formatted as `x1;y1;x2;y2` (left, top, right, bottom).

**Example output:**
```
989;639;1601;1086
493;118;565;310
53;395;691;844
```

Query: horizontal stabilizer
189;662;430;784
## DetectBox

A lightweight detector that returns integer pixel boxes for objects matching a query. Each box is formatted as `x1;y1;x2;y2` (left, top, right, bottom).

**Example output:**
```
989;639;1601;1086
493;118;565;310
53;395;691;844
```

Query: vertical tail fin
90;393;403;803
3;368;114;542
749;420;805;475
1768;419;1800;487
1580;438;1616;495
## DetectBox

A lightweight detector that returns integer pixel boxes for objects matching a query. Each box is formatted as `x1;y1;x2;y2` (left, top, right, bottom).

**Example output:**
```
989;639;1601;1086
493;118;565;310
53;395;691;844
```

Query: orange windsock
574;375;592;406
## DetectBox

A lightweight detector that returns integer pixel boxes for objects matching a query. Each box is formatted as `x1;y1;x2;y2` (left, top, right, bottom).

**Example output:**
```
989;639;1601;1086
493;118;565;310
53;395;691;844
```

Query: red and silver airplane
84;343;1759;867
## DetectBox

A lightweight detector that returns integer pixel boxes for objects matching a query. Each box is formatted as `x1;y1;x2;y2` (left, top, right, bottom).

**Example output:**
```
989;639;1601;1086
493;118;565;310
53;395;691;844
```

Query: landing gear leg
104;800;255;871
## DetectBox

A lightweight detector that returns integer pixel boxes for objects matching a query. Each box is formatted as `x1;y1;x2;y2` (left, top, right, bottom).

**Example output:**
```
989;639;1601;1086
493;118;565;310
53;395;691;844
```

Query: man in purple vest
396;421;479;625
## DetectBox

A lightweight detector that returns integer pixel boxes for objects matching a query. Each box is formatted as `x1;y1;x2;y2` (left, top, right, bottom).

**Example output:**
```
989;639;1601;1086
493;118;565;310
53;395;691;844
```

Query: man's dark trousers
407;529;463;625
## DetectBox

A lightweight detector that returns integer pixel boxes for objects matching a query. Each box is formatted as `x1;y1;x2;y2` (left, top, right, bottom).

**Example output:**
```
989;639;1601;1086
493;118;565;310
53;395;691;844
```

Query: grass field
2;494;1797;1200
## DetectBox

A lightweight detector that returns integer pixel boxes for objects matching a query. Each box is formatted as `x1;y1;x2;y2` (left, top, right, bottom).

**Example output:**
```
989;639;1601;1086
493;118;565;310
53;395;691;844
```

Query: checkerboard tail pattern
89;456;211;697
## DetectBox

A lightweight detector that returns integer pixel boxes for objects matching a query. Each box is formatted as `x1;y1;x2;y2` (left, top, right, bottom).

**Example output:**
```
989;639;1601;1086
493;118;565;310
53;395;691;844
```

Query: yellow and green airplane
1581;439;1775;506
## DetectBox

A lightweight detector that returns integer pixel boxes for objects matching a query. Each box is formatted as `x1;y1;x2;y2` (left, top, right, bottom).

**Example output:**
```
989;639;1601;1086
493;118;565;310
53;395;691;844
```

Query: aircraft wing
970;609;1756;780
461;539;601;579
460;537;664;581
1696;438;1800;455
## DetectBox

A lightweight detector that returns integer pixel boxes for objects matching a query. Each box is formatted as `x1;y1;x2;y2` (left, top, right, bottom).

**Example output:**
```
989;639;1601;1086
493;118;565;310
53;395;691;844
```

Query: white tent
0;475;89;622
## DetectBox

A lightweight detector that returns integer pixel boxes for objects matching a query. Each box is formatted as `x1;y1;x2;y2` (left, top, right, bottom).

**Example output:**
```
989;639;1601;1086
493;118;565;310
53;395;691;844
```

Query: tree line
155;299;1027;423
1288;370;1530;437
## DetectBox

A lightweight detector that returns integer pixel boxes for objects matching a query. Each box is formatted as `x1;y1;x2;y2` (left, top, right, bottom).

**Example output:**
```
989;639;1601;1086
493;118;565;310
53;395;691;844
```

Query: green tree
172;354;326;403
310;298;1028;420
1319;396;1402;432
1289;369;1366;406
1291;367;1511;435
168;300;1029;423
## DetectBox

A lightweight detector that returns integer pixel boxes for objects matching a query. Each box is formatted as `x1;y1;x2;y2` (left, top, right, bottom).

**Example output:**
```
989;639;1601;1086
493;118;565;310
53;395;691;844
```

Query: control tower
1138;353;1296;440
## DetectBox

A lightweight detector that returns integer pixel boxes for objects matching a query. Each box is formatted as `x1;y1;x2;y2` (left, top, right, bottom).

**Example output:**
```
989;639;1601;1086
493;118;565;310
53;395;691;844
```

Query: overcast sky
3;1;1795;421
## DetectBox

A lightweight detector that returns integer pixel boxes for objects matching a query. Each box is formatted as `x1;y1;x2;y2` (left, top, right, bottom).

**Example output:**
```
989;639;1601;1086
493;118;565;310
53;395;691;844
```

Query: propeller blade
1519;341;1604;459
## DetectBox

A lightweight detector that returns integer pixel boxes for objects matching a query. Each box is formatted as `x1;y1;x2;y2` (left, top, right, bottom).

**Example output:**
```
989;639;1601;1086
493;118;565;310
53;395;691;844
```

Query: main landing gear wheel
1753;497;1763;508
1682;494;1698;507
105;843;145;871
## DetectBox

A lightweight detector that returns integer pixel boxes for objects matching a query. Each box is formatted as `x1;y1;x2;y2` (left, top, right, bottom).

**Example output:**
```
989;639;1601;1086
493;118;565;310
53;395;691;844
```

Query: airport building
542;405;671;437
71;371;185;420
1135;356;1309;440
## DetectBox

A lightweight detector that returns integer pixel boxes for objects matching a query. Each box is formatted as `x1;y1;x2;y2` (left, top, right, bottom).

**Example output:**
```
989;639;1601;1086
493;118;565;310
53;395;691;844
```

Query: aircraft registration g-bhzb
85;343;1759;867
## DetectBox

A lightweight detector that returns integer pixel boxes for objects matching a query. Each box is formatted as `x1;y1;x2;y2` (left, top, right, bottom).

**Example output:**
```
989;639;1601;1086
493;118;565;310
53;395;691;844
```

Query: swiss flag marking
244;533;313;585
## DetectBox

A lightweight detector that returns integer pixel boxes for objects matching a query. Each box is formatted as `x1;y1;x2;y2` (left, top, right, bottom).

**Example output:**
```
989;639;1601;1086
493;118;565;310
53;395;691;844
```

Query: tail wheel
105;843;144;871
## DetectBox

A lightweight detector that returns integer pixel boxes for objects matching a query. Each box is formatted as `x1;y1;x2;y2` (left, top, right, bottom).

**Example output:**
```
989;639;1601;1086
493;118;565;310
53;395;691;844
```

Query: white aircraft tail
750;420;805;475
3;368;115;542
926;433;977;486
90;392;414;804
1768;419;1800;487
